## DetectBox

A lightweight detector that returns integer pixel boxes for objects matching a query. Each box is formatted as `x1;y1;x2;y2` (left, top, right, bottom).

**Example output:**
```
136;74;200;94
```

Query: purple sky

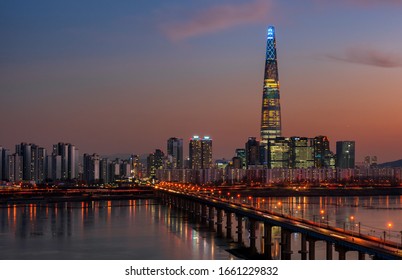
1;0;402;162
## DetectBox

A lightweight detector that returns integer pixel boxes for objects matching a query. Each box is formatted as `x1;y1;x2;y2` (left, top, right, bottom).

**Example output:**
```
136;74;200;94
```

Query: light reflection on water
238;195;402;241
233;195;402;259
0;200;236;260
1;195;401;260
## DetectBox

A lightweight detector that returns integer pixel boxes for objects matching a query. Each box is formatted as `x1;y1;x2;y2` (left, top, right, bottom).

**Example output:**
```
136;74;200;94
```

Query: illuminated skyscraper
189;136;212;169
260;26;281;144
289;137;314;168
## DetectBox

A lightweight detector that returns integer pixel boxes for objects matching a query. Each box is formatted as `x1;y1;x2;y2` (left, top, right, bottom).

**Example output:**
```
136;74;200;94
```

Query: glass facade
261;26;282;144
336;141;355;169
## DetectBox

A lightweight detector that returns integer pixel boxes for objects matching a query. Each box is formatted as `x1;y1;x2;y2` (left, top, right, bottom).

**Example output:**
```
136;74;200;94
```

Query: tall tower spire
260;26;281;144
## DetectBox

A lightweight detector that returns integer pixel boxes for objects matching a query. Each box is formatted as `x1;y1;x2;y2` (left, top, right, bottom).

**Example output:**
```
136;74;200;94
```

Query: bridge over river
155;184;402;260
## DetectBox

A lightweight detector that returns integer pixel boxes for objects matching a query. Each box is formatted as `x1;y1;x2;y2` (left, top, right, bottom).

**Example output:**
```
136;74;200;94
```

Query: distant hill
378;159;402;168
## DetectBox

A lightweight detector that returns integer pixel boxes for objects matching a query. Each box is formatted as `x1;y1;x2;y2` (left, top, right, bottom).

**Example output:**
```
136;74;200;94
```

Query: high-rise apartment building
189;136;212;169
167;137;183;169
336;141;355;169
201;136;213;169
0;147;5;181
53;143;79;180
15;142;46;182
83;153;100;184
100;158;110;183
189;136;202;169
8;153;23;182
260;26;282;144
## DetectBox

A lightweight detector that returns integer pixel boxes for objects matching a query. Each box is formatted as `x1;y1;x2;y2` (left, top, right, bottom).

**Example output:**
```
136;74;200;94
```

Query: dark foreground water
0;200;237;260
1;196;401;260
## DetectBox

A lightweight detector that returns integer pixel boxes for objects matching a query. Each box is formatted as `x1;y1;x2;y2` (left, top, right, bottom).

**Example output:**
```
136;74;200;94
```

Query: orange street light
388;222;393;237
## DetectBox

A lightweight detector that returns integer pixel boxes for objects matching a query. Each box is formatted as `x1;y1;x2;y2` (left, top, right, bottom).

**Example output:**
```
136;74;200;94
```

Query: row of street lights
224;193;401;246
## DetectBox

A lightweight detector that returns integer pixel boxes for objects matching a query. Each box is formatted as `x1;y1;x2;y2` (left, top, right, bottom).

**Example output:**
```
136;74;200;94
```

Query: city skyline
1;1;402;163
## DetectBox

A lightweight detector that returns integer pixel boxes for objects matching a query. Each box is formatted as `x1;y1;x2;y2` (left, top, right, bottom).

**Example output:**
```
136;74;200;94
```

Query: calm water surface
1;195;401;260
0;200;237;260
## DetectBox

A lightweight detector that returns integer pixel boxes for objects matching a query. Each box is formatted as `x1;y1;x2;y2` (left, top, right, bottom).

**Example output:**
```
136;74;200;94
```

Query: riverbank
217;185;402;197
0;187;155;204
2;185;402;205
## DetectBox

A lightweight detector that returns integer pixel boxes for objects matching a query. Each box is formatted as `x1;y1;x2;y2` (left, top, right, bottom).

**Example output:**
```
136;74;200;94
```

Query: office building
245;137;260;168
336;141;355;169
268;137;290;169
167;137;183;169
260;26;282;144
235;148;246;169
289;137;314;168
147;149;165;177
313;136;332;168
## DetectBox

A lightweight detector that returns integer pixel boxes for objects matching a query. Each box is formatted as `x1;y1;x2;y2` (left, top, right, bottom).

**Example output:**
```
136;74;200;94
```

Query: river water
0;195;401;260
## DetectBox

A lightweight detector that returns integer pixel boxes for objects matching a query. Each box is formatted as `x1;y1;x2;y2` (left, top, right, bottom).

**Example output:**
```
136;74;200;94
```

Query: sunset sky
1;0;402;163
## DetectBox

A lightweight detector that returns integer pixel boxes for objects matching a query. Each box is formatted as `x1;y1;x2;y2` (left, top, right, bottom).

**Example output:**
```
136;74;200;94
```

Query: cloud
326;47;402;68
163;0;272;41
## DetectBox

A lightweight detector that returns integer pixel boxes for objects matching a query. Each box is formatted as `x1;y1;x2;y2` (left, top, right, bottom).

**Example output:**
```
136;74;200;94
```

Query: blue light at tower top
267;26;275;40
266;26;276;61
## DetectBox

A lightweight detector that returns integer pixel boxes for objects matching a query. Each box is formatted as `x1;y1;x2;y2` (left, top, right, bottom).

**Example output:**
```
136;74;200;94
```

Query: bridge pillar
326;241;333;260
263;222;273;259
249;219;257;254
280;228;293;260
307;237;317;260
195;203;201;222
236;215;243;244
334;244;348;260
209;206;215;231
358;251;365;260
225;211;232;239
201;204;207;224
298;233;308;260
190;202;196;218
216;209;223;237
